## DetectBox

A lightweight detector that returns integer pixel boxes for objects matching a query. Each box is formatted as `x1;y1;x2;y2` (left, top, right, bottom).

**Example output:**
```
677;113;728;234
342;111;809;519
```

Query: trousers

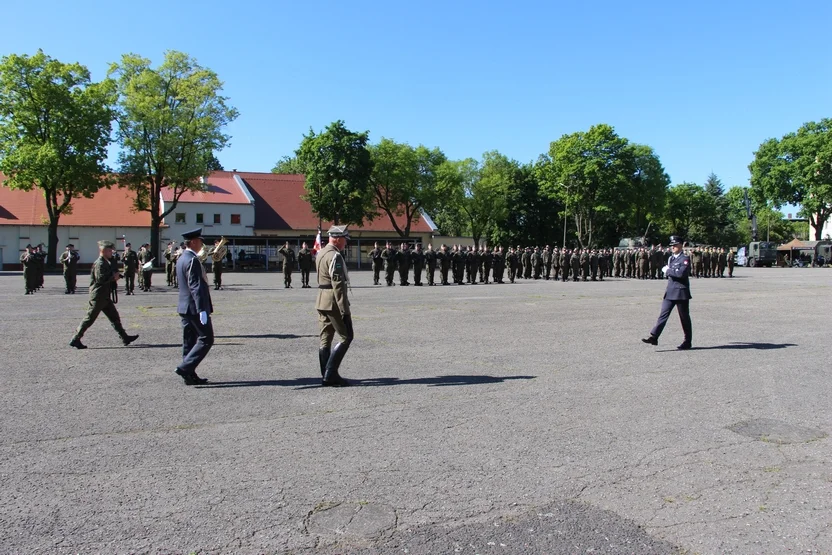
179;314;214;374
650;299;692;343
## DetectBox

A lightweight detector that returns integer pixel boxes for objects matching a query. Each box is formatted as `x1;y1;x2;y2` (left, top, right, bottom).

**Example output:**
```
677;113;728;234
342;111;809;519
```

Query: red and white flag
312;228;322;255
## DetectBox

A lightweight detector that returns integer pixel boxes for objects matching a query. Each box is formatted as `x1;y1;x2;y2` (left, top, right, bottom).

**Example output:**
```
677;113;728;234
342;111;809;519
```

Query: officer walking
175;228;214;385
316;225;353;387
69;240;139;349
642;236;693;350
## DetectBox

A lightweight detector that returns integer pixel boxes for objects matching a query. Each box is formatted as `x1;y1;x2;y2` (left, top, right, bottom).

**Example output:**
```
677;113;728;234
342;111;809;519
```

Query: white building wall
161;202;255;237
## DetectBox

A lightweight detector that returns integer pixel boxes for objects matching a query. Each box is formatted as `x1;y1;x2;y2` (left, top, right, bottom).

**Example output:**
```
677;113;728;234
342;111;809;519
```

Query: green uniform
424;248;437;285
72;256;130;343
20;251;34;294
368;247;383;285
122;249;139;294
411;248;425;285
59;249;80;293
298;247;313;288
382;247;397;286
279;246;296;287
397;248;411;285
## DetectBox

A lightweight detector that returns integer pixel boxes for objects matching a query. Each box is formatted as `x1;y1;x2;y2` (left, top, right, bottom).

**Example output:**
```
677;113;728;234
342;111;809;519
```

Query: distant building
1;171;438;269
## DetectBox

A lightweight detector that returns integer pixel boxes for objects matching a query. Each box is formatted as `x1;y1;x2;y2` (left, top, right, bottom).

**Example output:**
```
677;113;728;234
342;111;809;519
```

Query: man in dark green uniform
481;246;492;283
368;242;383;285
571;249;581;281
597;249;607;281
438;244;451;285
507;247;518;283
397;243;411;286
316;225;353;387
589;249;598;281
560;249;570;282
279;241;296;288
138;244;154;291
424;243;437;286
411;243;425;286
298;241;313;288
70;240;139;349
164;242;175;286
727;248;735;277
542;246;551;280
211;238;225;290
702;248;711;278
122;243;139;295
20;245;34;294
452;245;464;284
382;242;397;286
59;244;80;294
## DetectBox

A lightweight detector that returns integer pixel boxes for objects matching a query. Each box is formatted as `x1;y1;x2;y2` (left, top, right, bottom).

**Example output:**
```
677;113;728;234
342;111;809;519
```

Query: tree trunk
47;218;60;268
150;213;161;267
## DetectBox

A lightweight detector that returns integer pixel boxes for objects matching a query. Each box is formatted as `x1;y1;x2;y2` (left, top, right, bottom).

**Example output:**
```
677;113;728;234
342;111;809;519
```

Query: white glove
199;311;209;326
661;265;669;274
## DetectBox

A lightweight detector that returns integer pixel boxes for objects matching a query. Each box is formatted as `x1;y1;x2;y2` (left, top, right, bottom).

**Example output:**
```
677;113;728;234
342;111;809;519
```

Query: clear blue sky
2;0;829;198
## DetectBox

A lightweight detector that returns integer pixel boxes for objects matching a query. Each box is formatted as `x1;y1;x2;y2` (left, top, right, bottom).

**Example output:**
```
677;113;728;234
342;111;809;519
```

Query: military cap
182;227;203;240
668;235;684;246
67;243;74;248
327;224;350;238
125;242;131;247
98;240;116;249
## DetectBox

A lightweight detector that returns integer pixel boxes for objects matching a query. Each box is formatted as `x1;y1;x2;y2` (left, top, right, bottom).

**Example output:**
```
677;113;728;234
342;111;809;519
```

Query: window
213;214;221;224
231;214;241;225
196;213;204;224
175;213;186;224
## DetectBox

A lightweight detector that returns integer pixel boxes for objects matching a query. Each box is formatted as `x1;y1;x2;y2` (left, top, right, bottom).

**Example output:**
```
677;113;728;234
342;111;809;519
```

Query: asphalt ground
0;266;829;554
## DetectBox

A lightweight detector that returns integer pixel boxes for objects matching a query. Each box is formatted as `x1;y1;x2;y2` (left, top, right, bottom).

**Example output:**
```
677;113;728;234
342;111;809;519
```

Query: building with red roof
1;170;439;269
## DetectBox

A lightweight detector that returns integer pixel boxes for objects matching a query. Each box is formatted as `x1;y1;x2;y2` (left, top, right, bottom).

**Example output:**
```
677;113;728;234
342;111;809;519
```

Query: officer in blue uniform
175;227;214;385
642;235;692;350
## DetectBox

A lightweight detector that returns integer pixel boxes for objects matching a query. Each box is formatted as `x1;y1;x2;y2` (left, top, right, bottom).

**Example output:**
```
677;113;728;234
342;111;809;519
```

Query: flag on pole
312;227;322;255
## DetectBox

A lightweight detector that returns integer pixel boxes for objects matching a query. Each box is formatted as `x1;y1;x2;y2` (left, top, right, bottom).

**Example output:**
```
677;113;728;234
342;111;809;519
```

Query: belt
318;284;333;289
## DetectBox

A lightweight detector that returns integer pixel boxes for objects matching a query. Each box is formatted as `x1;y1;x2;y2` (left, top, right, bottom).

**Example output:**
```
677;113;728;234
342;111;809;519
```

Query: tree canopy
109;50;238;260
0;50;115;266
296;120;375;227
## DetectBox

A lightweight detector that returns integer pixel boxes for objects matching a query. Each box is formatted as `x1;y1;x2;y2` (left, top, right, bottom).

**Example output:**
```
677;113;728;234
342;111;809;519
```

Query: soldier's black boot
70;337;87;349
322;342;351;387
319;347;330;377
641;335;658;346
122;334;139;346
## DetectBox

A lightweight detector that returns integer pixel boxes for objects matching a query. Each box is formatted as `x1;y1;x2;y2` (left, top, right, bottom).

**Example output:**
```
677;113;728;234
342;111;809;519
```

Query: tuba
211;237;228;262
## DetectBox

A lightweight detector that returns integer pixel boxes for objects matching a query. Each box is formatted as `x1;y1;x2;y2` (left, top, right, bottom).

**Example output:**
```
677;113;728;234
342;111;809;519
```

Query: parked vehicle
742;241;777;267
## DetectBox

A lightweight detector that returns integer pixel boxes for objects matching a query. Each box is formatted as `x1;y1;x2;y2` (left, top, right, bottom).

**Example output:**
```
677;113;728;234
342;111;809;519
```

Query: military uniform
643;236;692;349
164;244;175;286
59;247;80;294
20;247;34;294
438;246;451;285
397;246;411;286
279;245;296;288
368;246;383;285
122;246;139;295
382;245;397;286
411;246;425;286
70;240;138;349
139;246;154;291
298;247;313;288
424;246;437;285
316;226;353;387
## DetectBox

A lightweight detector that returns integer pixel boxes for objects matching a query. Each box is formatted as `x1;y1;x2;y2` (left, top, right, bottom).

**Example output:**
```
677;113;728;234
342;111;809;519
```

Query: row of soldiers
19;244;48;294
365;243;736;286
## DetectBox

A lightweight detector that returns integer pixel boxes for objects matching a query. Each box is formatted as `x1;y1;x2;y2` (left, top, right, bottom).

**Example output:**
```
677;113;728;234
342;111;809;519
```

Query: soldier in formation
122;243;139;295
368;242;383;285
138;244;154;291
382;242;397;286
298;242;313;288
279;241;296;288
59;244;80;294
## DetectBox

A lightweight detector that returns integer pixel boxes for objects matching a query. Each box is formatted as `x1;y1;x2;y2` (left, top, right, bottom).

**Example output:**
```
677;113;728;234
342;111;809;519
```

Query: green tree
206;153;224;171
497;160;562;247
109;50;238;261
296;120;375;226
749;119;832;240
626;144;670;241
539;124;634;248
0;51;115;266
660;182;716;243
369;139;446;237
435;152;512;248
272;155;305;174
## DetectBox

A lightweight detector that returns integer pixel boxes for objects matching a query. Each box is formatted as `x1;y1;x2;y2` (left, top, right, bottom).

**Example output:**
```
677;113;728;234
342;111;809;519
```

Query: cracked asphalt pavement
0;267;829;553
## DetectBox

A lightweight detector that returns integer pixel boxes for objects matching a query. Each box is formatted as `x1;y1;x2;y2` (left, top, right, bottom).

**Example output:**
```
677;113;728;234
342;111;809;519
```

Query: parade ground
0;267;829;554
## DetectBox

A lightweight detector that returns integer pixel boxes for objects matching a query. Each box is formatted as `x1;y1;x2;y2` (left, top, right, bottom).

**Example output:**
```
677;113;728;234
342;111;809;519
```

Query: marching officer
316;225;353;387
642;235;693;350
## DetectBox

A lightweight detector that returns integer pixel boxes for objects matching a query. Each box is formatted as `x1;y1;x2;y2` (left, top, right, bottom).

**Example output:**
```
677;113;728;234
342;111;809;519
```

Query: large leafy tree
296;120;375;226
497;160;562;247
539;124;634;248
625;144;670;240
435;152;511;248
369;139;446;237
0;51;115;266
109;51;238;261
749;119;832;240
660;182;716;243
271;155;305;174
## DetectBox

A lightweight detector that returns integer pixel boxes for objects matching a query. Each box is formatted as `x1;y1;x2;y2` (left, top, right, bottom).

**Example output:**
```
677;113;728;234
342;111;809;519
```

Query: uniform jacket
176;249;213;316
315;244;350;316
664;253;692;300
122;250;139;273
60;250;79;271
279;247;296;271
88;256;118;303
298;248;314;270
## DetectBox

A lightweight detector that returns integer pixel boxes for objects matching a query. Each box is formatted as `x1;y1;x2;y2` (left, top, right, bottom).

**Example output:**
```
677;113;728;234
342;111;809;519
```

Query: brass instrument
212;237;228;262
197;245;210;263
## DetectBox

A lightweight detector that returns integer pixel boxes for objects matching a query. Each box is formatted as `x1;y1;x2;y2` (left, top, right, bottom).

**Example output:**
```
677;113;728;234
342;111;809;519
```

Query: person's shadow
197;374;536;390
215;333;316;340
657;342;797;352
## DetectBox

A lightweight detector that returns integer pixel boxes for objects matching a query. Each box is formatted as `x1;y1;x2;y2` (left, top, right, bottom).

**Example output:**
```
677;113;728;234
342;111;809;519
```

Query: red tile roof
234;171;434;233
160;173;251;204
0;174;150;227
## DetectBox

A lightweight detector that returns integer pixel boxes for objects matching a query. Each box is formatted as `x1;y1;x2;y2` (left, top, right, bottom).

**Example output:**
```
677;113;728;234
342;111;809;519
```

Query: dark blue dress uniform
644;236;693;349
175;228;214;384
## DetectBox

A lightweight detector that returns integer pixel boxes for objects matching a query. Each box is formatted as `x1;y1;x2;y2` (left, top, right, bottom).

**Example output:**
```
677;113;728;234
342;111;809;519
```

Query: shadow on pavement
198;374;536;390
215;333;316;339
657;342;797;353
89;342;244;350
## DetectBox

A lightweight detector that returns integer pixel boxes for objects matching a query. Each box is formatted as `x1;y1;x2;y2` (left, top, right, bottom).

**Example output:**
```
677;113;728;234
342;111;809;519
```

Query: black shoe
322;375;351;387
175;367;202;386
641;336;658;345
677;342;692;350
122;334;139;346
64;290;70;294
70;338;87;349
191;372;209;384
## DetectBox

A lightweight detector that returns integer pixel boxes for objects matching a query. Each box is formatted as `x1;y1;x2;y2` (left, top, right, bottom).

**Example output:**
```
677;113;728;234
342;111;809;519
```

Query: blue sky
2;0;829;198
